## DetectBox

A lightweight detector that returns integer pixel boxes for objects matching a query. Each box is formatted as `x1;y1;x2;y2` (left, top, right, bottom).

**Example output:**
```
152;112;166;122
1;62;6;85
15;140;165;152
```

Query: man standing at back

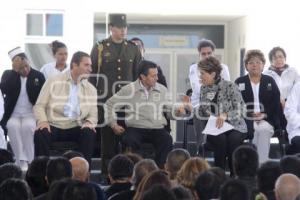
89;13;141;180
188;39;230;148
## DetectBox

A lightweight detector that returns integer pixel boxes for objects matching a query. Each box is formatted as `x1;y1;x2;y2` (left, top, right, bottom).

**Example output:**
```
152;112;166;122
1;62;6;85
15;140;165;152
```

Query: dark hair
130;37;144;48
51;40;67;55
0;149;14;165
137;60;158;77
209;167;227;185
62;150;84;160
220;179;249;200
195;171;221;200
0;178;33;200
171;185;193;200
70;51;90;69
124;152;143;165
165;148;190;180
268;46;286;63
62;181;97;200
232;145;259;178
141;184;176;200
197;39;216;52
244;49;266;66
46;157;72;184
198;56;222;80
47;178;74;200
132;159;158;187
25;156;49;197
0;163;22;185
280;155;300;178
108;154;134;180
257;161;282;193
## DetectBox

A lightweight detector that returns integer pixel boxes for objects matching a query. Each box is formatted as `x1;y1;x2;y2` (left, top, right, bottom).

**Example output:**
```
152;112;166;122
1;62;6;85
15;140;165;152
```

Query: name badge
267;83;272;91
239;83;245;91
207;92;216;101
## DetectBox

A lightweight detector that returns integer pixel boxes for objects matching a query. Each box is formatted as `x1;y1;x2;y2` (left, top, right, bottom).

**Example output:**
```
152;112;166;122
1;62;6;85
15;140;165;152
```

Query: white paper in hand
202;115;234;136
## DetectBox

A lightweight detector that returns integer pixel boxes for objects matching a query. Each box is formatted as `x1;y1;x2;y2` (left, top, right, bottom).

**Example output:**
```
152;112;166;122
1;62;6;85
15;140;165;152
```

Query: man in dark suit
0;47;45;170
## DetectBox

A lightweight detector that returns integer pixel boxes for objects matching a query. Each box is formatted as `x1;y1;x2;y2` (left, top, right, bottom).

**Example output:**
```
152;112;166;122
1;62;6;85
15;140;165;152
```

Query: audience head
25;156;49;197
220;179;249;200
62;150;83;160
0;149;14;166
280;155;300;178
62;180;97;200
176;157;210;190
171;185;193;200
47;178;73;200
141;184;176;200
232;145;259;178
195;171;222;200
124;152;143;165
132;159;158;188
46;157;72;185
70;157;89;182
197;39;216;60
108;154;134;183
165;148;191;180
0;178;33;200
257;161;282;193
0;163;22;185
198;56;222;85
209;167;227;185
275;173;300;200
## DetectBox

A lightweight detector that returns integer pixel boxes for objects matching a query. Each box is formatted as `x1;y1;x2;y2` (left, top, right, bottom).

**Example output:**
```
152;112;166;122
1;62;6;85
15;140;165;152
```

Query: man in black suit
0;47;45;170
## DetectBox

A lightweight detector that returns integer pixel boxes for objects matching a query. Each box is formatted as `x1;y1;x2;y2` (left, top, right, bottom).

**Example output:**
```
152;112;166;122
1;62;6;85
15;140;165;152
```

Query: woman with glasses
235;49;282;164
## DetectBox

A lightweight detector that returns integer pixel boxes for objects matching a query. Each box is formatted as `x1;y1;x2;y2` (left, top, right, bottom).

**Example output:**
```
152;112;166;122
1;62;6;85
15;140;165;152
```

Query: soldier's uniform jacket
90;36;141;104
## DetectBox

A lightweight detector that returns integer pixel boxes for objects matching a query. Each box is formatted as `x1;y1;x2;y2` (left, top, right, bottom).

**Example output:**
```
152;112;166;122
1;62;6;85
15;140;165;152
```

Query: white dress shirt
40;61;69;79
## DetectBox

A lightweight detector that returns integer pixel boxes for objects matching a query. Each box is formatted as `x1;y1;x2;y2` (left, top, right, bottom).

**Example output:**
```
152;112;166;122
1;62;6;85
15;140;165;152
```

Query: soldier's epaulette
96;39;106;46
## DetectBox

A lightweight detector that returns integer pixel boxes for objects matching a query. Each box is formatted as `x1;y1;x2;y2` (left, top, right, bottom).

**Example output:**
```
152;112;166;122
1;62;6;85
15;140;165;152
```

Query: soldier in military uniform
89;13;141;179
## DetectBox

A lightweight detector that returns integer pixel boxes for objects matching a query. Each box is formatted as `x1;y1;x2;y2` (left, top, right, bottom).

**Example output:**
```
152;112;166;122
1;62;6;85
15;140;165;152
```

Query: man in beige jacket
34;51;97;164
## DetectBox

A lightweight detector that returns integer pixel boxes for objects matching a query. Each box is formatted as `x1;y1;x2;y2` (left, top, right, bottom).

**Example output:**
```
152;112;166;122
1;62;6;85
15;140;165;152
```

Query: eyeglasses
247;61;263;65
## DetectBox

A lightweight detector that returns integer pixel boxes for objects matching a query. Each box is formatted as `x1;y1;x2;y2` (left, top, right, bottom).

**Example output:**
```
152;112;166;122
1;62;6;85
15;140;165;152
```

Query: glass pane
27;14;43;36
46;14;63;36
25;43;53;69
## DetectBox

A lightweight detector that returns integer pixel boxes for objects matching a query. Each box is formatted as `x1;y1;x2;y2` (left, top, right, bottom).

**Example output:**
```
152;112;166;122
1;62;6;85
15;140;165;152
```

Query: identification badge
239;83;245;91
207;92;216;101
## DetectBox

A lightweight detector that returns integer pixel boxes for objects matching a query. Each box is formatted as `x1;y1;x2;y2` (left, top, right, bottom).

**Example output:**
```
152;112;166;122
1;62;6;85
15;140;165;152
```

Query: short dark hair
197;39;216;52
51;40;67;55
165;148;190;180
130;37;144;48
171;185;193;200
47;178;74;200
138;60;158;77
268;46;286;63
220;179;249;200
70;51;90;69
108;154;134;180
257;161;282;193
0;149;14;165
46;157;72;184
280;155;300;178
0;163;22;185
0;178;33;200
132;159;158;187
244;49;266;66
25;156;49;197
62;150;84;160
63;181;97;200
198;56;222;80
195;171;221;200
232;145;259;178
141;184;176;200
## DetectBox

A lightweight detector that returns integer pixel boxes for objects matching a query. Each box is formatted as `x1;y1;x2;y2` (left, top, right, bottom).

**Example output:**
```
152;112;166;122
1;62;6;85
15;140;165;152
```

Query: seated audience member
1;47;45;170
275;173;300;200
0;178;33;200
105;60;191;168
25;156;49;197
197;56;248;174
134;170;172;200
284;82;300;154
62;150;84;160
279;155;300;178
0;163;22;185
46;178;74;200
257;161;282;200
171;185;193;200
40;40;69;79
63;180;97;200
165;148;190;182
195;171;222;200
209;167;227;185
34;51;97;165
176;157;210;196
141;184;176;200
124;152;143;165
69;157;105;200
0;149;14;166
235;49;282;164
34;157;72;200
105;154;134;199
220;179;249;200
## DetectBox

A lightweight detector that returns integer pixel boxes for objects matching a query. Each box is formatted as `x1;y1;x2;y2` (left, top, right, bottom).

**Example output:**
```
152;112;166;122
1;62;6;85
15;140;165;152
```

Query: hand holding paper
202;115;234;136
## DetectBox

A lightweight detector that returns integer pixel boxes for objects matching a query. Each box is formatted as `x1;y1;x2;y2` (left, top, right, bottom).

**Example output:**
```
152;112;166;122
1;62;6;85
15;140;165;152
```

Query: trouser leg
21;116;36;163
77;127;95;166
207;134;226;170
34;128;52;157
7;117;23;163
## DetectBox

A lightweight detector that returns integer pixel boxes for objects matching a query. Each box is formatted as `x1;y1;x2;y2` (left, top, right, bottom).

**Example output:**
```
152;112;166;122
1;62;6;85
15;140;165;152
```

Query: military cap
109;13;127;27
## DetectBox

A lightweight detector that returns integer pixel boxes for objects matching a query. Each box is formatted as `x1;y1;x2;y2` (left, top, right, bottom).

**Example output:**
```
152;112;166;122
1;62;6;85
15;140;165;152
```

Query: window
26;12;63;36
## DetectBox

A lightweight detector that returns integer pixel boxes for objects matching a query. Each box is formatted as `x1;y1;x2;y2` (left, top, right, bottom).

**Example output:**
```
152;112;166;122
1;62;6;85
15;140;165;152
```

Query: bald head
69;157;89;182
275;173;300;200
